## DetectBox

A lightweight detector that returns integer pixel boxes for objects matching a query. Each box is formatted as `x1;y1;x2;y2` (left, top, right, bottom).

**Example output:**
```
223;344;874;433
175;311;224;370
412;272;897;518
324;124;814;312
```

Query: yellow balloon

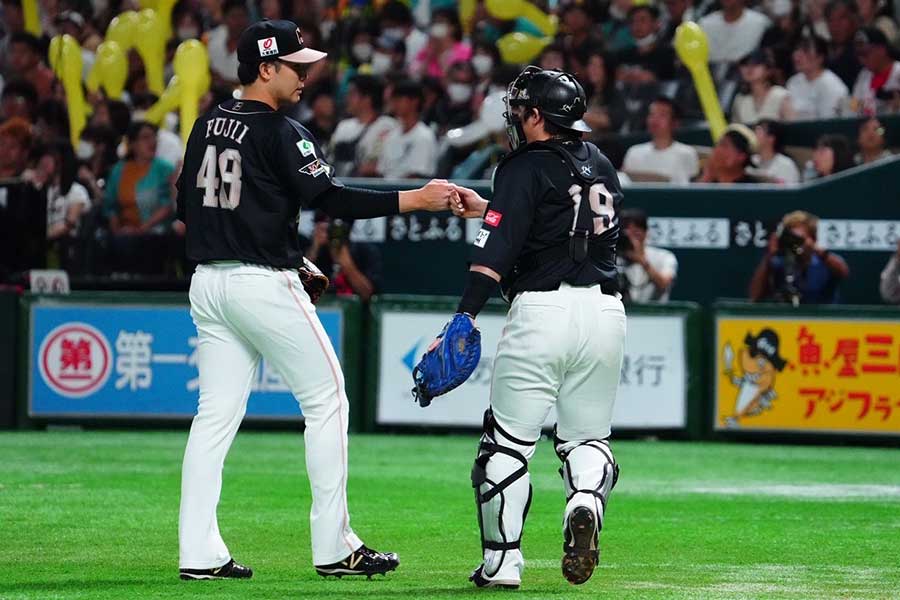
674;22;727;141
497;32;550;64
22;0;40;36
155;0;179;40
49;35;88;148
134;9;167;95
459;0;476;34
486;0;558;37
106;10;140;52
169;40;212;143
145;75;183;125
87;41;129;99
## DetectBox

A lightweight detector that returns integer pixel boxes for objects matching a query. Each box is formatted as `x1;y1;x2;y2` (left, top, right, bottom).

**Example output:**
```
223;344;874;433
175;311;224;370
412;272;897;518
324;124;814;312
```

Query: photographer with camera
616;208;678;303
749;210;850;305
304;212;383;302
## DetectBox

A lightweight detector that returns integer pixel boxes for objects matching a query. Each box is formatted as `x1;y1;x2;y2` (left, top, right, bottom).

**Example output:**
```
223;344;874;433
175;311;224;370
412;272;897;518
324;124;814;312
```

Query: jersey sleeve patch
484;210;503;227
297;139;316;158
299;159;330;177
474;228;491;248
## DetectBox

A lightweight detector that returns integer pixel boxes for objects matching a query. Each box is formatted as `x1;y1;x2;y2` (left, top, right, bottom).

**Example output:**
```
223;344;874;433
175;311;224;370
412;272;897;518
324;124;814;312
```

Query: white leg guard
554;431;619;545
470;410;535;585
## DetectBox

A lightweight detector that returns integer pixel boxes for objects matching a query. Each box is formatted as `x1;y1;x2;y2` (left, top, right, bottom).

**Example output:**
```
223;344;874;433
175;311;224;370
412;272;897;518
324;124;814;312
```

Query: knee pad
471;409;535;576
554;430;619;525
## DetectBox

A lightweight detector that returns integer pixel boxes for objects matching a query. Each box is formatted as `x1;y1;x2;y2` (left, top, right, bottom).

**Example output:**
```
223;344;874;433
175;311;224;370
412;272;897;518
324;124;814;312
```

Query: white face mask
383;27;405;41
472;54;494;76
430;23;450;38
447;83;472;104
352;42;373;62
75;140;94;160
634;32;658;48
371;52;392;75
177;26;199;40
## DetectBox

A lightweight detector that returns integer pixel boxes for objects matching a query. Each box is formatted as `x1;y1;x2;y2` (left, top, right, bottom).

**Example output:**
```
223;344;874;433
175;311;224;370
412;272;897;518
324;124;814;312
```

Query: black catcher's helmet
504;65;591;148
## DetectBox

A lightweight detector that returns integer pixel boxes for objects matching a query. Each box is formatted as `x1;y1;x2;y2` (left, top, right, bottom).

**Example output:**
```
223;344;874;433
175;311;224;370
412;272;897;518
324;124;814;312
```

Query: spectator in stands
826;0;863;89
661;0;697;45
1;79;38;123
855;116;893;163
879;240;900;303
787;36;850;119
32;99;69;146
132;94;184;168
25;141;90;249
732;49;795;124
603;0;637;53
103;122;175;273
561;1;605;70
696;124;764;183
207;0;248;87
8;32;54;101
433;61;477;134
699;0;770;65
329;75;397;177
54;10;95;77
538;43;568;71
172;4;204;42
851;26;900;115
377;80;437;179
0;116;31;178
583;50;627;134
855;0;899;47
471;39;500;101
304;212;382;302
301;84;337;147
615;4;676;84
750;210;850;303
411;8;470;80
0;0;25;77
616;208;678;303
808;133;856;178
750;119;800;183
76;125;120;199
622;96;698;183
379;1;428;70
370;34;406;78
759;0;805;85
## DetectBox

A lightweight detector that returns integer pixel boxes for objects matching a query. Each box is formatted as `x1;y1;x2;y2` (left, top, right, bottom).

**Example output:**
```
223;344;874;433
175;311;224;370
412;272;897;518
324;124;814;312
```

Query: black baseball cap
855;26;889;49
237;19;326;65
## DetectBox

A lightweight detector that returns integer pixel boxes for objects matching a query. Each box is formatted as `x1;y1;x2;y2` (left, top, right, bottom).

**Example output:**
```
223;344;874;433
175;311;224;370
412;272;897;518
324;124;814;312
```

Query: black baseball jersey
176;98;341;268
470;139;623;298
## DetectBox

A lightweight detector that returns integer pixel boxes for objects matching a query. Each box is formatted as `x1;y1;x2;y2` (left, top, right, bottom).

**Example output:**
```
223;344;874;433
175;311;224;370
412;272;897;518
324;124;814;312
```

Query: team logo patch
297;140;316;158
474;228;490;248
299;159;329;177
581;165;592;177
258;36;279;57
484;210;503;227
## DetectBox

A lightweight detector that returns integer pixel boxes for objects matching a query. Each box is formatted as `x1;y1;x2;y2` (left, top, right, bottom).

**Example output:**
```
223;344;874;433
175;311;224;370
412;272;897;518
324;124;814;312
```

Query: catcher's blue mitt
411;313;482;407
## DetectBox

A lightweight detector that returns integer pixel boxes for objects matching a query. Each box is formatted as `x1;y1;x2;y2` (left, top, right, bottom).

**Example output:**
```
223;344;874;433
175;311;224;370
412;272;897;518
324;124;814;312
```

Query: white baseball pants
481;283;626;581
179;262;361;569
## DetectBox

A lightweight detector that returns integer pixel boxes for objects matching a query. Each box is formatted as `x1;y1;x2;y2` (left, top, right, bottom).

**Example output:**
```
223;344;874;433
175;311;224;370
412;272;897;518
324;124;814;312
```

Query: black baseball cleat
315;545;400;579
469;565;520;589
561;506;599;585
179;558;253;580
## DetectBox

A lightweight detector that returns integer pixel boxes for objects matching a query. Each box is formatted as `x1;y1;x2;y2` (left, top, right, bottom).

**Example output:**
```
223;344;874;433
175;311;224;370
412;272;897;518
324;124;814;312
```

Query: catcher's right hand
411;313;481;407
298;257;329;304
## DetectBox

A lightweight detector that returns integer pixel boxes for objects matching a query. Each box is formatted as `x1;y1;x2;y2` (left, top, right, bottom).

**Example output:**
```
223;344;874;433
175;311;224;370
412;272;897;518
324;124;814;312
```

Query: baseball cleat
561;506;599;585
315;545;399;578
469;565;520;589
179;558;253;580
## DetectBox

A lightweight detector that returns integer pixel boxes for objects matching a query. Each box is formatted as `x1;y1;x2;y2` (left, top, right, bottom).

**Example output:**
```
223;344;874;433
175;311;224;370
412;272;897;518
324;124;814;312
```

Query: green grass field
1;431;899;600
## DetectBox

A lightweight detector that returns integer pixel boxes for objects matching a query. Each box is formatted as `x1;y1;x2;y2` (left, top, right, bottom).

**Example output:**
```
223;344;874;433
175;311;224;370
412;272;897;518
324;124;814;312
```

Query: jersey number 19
197;145;242;210
568;183;614;235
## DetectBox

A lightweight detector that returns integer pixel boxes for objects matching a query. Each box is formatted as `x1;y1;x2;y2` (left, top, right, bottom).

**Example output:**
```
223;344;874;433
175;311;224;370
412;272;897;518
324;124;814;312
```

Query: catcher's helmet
504;65;591;136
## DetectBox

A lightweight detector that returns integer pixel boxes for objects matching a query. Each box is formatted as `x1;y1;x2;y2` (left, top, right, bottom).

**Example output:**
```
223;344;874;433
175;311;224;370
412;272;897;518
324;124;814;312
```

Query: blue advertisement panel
28;302;343;419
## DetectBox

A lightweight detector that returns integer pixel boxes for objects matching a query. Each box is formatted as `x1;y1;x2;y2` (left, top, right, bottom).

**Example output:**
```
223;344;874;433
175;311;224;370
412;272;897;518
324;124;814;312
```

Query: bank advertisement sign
376;311;687;429
28;302;343;419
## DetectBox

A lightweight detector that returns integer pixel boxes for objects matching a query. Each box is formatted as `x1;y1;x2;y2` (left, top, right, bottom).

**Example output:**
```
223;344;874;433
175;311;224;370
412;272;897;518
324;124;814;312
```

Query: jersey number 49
197;145;242;210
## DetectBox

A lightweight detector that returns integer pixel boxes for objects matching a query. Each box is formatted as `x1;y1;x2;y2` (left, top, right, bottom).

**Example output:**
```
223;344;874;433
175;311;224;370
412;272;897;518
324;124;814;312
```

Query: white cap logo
258;36;279;57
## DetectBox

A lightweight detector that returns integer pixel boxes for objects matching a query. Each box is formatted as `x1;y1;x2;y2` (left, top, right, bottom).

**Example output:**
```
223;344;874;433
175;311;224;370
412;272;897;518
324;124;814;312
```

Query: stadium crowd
0;0;898;300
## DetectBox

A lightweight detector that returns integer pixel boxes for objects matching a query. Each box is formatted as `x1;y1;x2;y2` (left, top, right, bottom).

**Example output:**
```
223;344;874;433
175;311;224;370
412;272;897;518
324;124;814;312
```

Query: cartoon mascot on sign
722;329;787;426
